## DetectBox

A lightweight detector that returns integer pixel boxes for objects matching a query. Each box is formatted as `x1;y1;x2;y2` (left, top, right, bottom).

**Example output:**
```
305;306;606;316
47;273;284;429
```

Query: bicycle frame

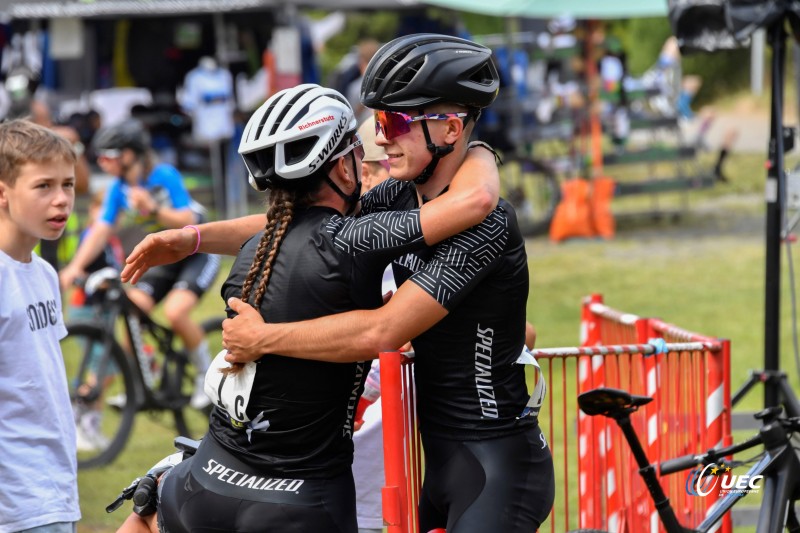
88;275;185;408
580;387;800;533
692;419;800;533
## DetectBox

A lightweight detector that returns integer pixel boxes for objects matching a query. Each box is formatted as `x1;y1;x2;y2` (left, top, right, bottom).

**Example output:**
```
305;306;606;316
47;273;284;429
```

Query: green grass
77;154;800;531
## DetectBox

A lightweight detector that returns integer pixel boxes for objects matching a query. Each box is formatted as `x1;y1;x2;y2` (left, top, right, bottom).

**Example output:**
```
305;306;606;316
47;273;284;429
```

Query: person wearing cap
116;82;500;533
217;34;555;533
358;115;391;193
351;114;392;533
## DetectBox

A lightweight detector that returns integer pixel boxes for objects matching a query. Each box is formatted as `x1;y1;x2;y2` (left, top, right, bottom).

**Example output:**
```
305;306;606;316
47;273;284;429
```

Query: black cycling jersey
362;179;534;440
212;206;426;478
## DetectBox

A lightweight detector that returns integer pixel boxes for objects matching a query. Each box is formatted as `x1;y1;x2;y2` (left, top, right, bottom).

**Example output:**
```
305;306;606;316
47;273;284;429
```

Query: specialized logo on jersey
343;361;367;438
412;209;508;306
327;211;423;255
394;253;427;274
475;324;498;418
202;459;305;493
27;299;59;331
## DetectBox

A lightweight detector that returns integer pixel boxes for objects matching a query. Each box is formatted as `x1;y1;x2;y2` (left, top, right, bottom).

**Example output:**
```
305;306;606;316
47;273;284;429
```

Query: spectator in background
345;39;382;123
66;187;125;322
60;119;220;421
352;115;393;533
358;114;391;192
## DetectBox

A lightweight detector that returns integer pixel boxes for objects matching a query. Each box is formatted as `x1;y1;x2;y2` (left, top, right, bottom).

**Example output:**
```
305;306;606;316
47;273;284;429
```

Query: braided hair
221;185;318;375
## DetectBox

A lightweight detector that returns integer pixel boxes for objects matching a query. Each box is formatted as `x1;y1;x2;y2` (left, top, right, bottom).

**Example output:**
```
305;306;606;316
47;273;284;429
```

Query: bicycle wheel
170;316;224;439
60;323;137;469
499;155;560;236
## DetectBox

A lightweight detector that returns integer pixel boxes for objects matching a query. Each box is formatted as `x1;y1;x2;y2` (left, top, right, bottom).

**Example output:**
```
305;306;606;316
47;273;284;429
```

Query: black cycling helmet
360;33;499;112
92;119;151;156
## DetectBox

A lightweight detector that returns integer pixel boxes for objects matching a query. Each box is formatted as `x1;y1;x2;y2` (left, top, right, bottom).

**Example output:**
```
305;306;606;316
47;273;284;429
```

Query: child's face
0;160;75;243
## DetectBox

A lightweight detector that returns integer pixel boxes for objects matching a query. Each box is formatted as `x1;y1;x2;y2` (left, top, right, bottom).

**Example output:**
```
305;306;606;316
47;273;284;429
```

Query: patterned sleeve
359;178;409;214
409;208;508;310
326;210;424;256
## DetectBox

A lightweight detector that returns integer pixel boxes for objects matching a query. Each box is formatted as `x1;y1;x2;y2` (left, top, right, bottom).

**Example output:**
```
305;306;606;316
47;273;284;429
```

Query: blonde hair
0;119;76;185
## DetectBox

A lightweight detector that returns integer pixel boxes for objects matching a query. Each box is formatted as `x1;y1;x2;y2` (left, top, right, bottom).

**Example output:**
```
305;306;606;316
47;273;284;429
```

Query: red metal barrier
380;351;420;533
575;294;732;533
379;295;732;533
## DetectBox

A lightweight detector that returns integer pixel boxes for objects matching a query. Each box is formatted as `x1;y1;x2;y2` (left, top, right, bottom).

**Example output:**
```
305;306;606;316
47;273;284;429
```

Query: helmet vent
285;136;318;165
256;101;279;139
268;87;313;136
388;56;423;95
469;64;497;86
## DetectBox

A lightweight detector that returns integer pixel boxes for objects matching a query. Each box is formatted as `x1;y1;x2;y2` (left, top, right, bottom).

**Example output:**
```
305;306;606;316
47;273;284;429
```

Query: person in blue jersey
115;84;500;533
59;120;221;427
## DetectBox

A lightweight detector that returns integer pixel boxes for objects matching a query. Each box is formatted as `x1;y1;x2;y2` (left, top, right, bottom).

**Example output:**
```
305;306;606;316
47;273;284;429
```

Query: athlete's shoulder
148;163;183;183
361;178;415;213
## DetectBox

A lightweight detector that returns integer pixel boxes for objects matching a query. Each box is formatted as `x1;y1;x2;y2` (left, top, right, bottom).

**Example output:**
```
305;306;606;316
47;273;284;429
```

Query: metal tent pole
764;19;787;408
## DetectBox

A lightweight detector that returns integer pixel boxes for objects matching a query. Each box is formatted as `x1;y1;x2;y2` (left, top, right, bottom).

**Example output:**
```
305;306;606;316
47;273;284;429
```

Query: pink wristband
184;225;201;255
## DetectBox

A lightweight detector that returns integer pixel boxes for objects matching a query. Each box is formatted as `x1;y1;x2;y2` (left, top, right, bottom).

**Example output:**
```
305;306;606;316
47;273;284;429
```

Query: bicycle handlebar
659;453;704;475
660;428;770;475
132;475;156;507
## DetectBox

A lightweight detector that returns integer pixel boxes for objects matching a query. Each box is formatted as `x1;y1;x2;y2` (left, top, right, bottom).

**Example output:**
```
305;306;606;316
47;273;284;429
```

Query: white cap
357;115;387;163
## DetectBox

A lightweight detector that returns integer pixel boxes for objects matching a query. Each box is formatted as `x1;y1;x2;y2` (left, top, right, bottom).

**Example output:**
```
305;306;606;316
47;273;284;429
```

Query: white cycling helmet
239;83;358;191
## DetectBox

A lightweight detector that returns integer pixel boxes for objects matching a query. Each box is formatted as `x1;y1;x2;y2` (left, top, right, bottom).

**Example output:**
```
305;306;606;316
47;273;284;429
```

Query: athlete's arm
525;321;537;349
224;210;508;363
419;144;499;244
129;187;195;228
60;220;114;290
121;214;265;284
223;279;446;363
333;145;500;256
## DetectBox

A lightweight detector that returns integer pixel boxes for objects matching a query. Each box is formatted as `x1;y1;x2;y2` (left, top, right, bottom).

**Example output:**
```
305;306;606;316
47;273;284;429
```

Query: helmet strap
414;118;454;185
325;154;361;215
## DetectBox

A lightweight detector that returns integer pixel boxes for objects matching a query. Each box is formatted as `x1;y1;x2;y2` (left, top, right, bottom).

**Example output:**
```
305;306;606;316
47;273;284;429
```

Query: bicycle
60;267;225;469
572;386;800;533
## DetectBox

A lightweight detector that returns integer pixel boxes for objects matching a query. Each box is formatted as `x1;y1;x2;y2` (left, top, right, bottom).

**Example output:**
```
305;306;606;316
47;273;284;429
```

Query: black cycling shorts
418;425;555;533
135;253;220;303
157;437;358;533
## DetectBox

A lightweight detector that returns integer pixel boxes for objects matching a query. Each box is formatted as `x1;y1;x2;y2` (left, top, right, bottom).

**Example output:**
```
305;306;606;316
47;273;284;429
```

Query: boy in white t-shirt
0;119;80;533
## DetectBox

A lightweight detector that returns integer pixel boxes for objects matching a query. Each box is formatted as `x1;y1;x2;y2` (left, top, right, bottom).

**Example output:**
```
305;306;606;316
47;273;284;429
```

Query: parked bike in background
62;268;224;469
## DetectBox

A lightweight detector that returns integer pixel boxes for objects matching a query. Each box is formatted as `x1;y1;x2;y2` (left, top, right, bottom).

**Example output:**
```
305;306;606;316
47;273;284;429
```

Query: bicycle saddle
578;387;652;417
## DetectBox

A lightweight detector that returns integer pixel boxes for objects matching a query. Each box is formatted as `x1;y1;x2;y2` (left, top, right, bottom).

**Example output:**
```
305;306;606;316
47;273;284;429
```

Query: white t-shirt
0;250;80;531
353;392;384;530
182;65;235;143
352;266;396;530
